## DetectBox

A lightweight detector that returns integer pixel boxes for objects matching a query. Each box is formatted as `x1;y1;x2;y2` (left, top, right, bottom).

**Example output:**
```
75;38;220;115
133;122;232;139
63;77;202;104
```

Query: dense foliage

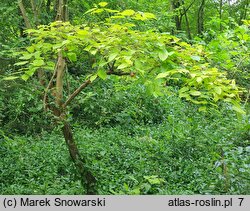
0;0;249;195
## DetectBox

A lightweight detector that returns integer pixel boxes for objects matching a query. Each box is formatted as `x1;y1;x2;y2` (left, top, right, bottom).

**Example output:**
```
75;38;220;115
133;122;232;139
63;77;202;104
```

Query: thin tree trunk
63;0;69;21
18;0;32;29
183;8;192;39
239;0;249;25
219;0;223;31
30;0;39;25
197;0;205;35
55;0;68;21
171;0;183;31
55;51;66;107
54;51;96;194
62;121;97;194
46;0;52;13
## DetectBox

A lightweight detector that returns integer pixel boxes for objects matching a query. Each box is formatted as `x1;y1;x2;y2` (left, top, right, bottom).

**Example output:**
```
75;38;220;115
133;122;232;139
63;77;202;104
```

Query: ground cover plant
0;1;249;195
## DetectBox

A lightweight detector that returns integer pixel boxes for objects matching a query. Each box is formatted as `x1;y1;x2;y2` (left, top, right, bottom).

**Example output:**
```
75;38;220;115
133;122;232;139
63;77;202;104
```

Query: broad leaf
98;2;108;7
97;69;107;80
67;52;77;62
32;59;45;66
117;63;130;69
120;10;135;16
189;90;202;96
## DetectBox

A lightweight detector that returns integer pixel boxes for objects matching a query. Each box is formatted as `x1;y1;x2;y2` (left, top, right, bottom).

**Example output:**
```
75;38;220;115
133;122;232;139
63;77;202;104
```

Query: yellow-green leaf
15;61;29;66
198;106;207;112
21;74;30;81
179;86;189;93
214;87;222;95
158;49;169;61
108;53;118;62
97;69;107;80
117;63;129;69
120;9;135;16
27;46;35;53
196;77;203;83
3;76;19;80
19;54;33;60
232;105;245;114
144;12;156;19
189;90;202;96
191;55;201;61
98;2;108;7
67;52;77;62
90;74;98;82
156;72;170;79
32;59;45;66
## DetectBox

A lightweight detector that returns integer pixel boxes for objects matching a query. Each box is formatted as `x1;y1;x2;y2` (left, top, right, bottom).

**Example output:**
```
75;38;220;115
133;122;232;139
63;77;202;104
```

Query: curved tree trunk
53;51;96;194
62;121;96;194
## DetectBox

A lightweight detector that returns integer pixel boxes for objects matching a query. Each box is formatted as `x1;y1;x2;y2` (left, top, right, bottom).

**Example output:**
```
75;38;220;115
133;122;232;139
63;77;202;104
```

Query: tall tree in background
238;0;249;25
171;0;195;39
197;0;205;35
219;0;223;31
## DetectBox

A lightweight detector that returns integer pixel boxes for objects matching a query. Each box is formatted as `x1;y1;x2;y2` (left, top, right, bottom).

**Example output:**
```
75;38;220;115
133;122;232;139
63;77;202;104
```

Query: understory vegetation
0;0;249;195
1;80;249;194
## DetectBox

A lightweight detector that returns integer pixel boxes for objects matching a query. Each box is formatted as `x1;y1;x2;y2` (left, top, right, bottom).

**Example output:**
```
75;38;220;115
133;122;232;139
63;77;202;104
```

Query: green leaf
158;49;169;61
15;61;29;66
3;76;19;80
179;93;191;99
196;77;203;83
92;8;104;14
67;52;77;62
120;9;135;16
27;46;35;53
98;2;108;7
191;55;201;61
90;74;98;82
19;54;33;60
156;72;170;79
117;63;129;69
97;69;107;80
90;49;98;55
144;12;156;19
214;87;222;95
189;90;202;96
21;74;30;81
32;59;45;66
232;105;245;114
179;86;189;93
108;53;118;62
198;106;207;112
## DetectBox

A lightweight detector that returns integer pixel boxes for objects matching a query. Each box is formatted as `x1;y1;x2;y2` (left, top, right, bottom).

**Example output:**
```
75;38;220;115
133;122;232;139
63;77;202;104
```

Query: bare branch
63;79;91;109
43;68;57;111
107;70;131;76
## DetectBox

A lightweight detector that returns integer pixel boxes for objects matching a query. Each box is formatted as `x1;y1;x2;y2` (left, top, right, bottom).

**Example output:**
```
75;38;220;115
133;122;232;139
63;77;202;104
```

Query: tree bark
171;0;195;38
55;0;68;21
46;0;52;13
30;0;39;25
55;51;66;107
62;121;97;194
18;0;32;29
171;0;183;31
54;51;96;194
238;0;249;25
182;4;192;39
197;0;205;35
